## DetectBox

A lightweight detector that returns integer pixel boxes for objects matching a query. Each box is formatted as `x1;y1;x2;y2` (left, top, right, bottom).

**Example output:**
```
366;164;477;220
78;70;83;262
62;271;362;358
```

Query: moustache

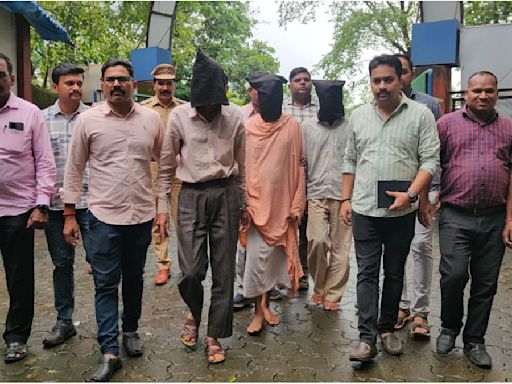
160;91;171;95
377;90;390;97
110;87;125;96
70;91;81;97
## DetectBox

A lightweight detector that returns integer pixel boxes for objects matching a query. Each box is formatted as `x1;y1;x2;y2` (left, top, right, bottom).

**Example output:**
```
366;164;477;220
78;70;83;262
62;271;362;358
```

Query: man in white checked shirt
41;63;90;349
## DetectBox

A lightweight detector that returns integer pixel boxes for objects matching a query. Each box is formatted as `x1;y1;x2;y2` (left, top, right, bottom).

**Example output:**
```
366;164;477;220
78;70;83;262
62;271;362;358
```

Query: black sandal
5;341;27;363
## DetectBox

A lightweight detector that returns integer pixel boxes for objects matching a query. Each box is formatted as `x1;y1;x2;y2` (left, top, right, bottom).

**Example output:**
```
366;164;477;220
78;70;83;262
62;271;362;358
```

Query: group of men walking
0;47;511;382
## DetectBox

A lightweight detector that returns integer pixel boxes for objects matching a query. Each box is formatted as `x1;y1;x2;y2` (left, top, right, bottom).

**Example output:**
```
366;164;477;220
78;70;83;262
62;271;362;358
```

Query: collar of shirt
145;95;179;109
188;104;230;122
317;118;344;128
461;104;498;125
284;95;319;108
0;92;20;113
50;100;88;118
372;92;409;121
102;101;138;118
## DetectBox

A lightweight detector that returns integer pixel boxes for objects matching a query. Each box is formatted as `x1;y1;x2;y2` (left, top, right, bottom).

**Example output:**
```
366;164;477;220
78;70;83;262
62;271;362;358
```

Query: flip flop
180;317;198;347
5;342;27;363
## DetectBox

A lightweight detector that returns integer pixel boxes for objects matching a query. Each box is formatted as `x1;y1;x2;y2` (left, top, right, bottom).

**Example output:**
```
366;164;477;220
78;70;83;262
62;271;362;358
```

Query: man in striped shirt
42;63;90;349
430;71;512;369
341;54;439;362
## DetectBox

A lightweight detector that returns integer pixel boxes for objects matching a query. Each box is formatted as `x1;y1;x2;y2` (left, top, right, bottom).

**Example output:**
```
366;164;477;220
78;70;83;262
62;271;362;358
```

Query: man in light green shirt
341;54;439;363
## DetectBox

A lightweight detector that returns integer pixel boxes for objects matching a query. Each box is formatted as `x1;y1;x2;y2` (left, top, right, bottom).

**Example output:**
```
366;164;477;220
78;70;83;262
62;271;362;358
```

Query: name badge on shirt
9;122;24;131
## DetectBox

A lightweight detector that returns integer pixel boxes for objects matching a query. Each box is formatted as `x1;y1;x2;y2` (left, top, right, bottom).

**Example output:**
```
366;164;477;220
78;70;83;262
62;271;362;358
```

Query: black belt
182;176;234;189
442;203;505;216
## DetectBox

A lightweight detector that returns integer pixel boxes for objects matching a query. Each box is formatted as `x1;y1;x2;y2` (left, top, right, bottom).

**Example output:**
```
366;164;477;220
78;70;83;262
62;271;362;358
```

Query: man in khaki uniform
141;64;184;285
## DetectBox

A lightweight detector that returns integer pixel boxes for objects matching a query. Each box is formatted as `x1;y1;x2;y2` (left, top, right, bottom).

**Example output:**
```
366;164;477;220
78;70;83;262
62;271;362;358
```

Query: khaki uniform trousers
306;198;352;303
151;161;181;270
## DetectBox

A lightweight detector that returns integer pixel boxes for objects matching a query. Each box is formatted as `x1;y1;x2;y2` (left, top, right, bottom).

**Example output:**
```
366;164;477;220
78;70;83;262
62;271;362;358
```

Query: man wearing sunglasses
62;59;164;382
141;64;184;286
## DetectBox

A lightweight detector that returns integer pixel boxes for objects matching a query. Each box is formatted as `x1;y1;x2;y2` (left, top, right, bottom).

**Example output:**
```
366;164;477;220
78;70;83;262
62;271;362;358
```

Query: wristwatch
36;204;49;213
407;191;418;203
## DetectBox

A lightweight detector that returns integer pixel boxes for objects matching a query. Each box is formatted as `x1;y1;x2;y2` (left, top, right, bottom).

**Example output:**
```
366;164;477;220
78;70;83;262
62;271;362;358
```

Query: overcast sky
251;1;333;80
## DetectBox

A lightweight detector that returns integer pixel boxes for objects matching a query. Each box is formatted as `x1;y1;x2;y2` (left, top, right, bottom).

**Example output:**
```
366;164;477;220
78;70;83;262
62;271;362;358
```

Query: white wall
460;24;512;90
0;8;18;93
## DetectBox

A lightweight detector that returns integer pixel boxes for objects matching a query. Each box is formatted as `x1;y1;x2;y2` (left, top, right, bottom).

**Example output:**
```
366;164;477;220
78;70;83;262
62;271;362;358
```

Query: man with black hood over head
242;72;305;335
156;51;247;364
301;80;352;312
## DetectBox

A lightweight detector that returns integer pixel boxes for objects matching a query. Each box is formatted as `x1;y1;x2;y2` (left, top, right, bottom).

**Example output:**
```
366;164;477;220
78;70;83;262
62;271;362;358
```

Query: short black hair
468;71;498;86
289;67;310;81
51;63;85;84
394;54;414;72
368;54;402;78
0;52;14;75
101;58;134;79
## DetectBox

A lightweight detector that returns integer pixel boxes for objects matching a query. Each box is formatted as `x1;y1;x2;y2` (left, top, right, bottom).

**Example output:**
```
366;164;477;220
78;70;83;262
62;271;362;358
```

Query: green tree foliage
32;1;149;88
31;1;279;103
464;1;512;26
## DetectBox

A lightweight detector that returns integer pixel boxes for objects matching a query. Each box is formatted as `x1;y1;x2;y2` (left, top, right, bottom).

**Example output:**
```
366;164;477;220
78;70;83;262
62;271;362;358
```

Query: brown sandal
411;316;431;340
180;317;198;347
204;337;225;364
394;308;411;330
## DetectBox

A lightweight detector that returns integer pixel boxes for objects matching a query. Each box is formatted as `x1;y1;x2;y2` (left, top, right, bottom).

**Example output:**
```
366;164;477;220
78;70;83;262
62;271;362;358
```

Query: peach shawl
244;113;306;296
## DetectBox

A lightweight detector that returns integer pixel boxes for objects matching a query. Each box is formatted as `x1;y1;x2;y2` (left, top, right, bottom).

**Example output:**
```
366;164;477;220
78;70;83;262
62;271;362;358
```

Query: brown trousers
177;178;240;338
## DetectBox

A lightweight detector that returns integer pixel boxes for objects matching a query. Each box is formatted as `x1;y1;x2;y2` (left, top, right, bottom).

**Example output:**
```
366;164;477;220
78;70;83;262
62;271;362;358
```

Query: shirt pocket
0;129;26;153
49;132;61;156
214;138;234;165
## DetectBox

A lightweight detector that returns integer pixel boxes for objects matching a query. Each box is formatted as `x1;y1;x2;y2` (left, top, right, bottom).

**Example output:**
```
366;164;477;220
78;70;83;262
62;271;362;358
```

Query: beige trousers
151;161;181;270
306;199;352;303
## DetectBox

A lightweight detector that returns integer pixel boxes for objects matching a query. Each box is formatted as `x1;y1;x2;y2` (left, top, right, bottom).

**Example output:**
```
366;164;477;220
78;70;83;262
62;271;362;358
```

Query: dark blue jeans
88;212;152;356
44;209;90;323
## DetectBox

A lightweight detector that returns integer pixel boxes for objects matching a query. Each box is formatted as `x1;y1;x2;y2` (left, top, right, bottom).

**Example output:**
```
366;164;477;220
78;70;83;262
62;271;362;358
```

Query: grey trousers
177;178;240;339
399;191;437;317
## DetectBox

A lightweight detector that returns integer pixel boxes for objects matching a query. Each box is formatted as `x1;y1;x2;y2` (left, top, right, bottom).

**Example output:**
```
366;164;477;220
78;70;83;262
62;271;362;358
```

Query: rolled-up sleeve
63;115;89;204
418;110;440;176
156;114;181;214
342;116;357;174
32;110;56;205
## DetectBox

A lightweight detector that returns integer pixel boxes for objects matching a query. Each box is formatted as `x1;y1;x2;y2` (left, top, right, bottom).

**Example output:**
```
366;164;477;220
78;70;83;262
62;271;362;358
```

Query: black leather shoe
464;343;492;369
436;328;457;355
380;332;404;355
87;356;122;382
43;322;77;348
122;332;143;357
349;341;377;362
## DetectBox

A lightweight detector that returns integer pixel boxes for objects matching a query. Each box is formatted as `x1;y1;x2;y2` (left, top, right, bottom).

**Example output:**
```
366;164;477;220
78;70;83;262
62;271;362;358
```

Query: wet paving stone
1;227;511;381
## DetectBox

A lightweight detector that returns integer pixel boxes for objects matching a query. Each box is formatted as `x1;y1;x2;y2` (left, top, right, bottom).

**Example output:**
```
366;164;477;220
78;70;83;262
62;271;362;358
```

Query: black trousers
177;178;240;339
439;205;505;344
0;211;34;344
352;211;416;345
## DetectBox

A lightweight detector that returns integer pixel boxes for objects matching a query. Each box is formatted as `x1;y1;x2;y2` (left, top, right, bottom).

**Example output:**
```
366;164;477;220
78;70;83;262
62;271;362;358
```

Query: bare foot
311;293;323;304
263;307;280;326
323;301;339;311
247;315;265;335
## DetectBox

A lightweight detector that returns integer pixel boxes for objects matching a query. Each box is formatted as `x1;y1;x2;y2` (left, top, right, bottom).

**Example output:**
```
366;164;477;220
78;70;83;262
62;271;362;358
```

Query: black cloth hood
247;72;287;122
313;80;345;125
190;51;229;107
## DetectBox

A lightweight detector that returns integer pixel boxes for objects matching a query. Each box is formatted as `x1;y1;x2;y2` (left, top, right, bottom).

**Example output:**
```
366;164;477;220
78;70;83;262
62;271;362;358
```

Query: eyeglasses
103;76;131;85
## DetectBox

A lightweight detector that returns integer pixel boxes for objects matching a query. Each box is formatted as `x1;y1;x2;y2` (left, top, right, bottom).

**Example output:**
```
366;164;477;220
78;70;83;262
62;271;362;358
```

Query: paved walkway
0;225;511;382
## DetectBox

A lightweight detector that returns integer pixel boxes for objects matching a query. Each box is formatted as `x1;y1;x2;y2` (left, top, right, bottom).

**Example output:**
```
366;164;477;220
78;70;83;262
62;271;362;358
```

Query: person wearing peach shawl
242;72;306;335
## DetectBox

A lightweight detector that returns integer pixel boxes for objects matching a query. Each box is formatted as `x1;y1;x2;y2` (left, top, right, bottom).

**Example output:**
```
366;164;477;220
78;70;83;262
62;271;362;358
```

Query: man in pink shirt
62;59;164;382
0;52;56;363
